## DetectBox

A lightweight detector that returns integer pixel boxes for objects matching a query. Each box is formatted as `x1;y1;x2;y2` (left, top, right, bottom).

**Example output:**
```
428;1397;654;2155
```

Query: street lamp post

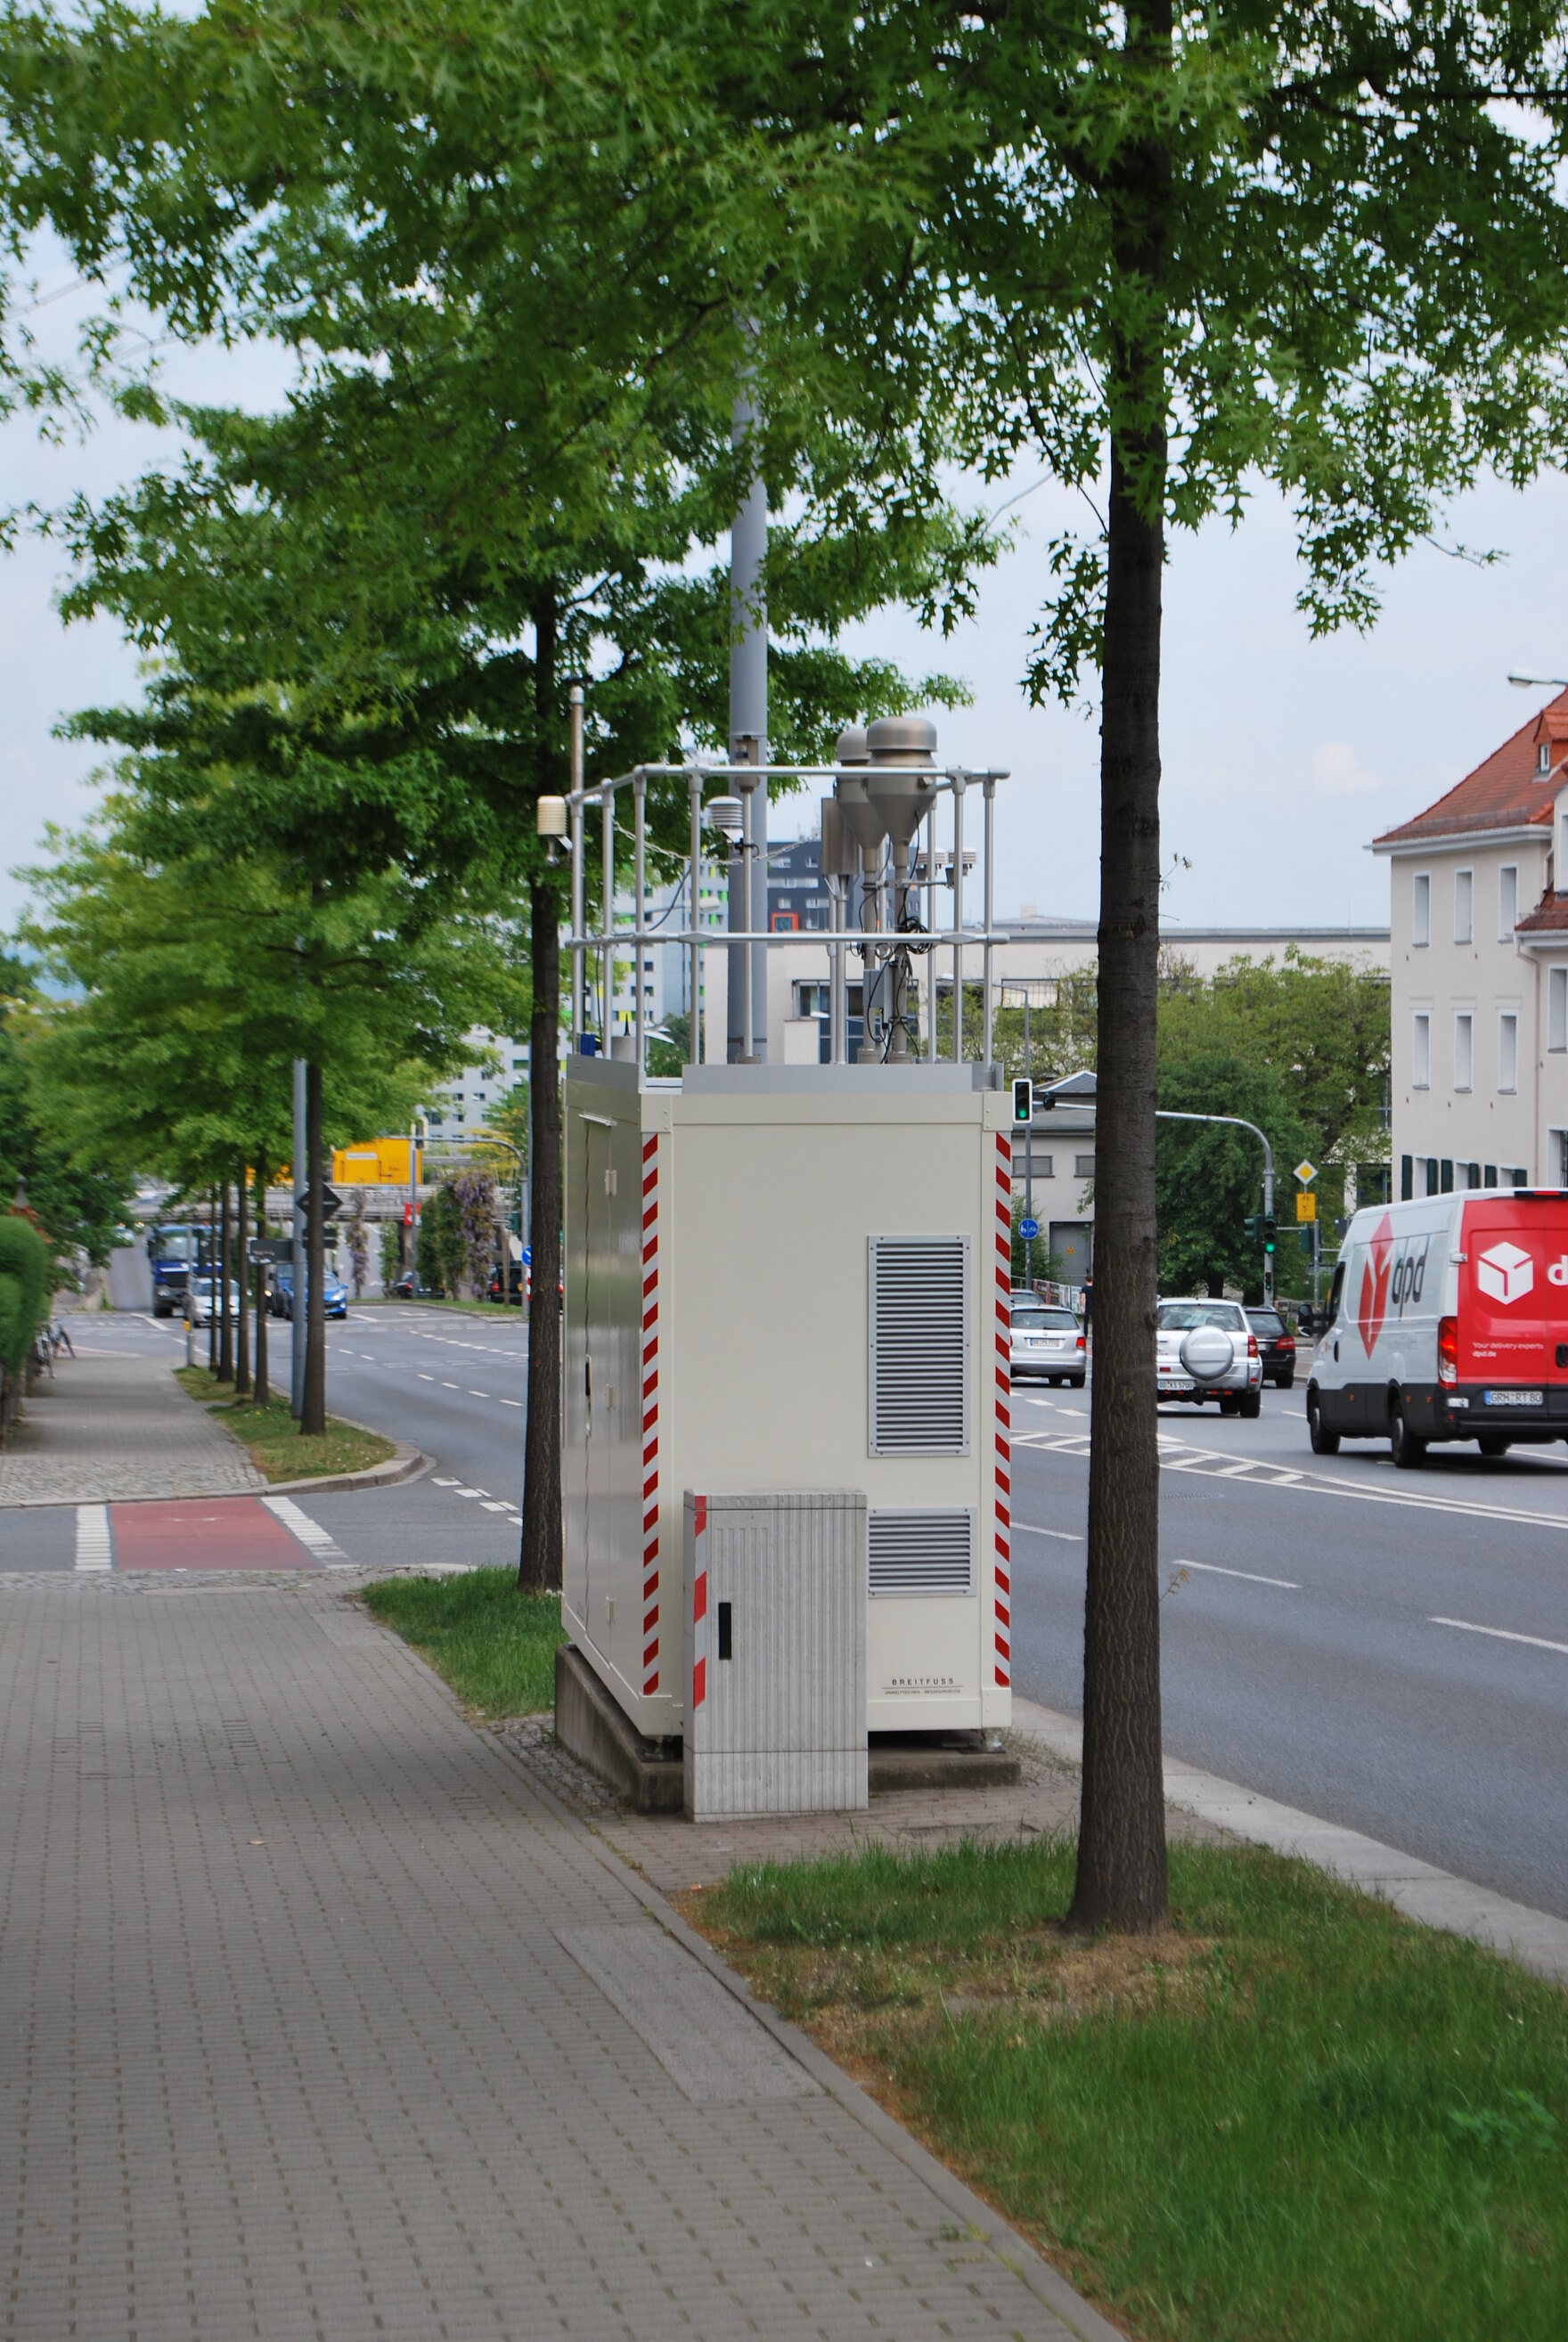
1156;1109;1277;1304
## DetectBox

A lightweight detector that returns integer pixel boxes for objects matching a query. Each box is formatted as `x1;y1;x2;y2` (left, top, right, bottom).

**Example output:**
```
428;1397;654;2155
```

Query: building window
1401;1154;1413;1201
1412;1011;1431;1088
1454;869;1473;944
1551;1131;1568;1187
1511;1166;1529;1188
1540;740;1553;775
1074;1154;1096;1178
1425;1156;1439;1197
1551;967;1568;1052
1412;871;1430;946
1454;1012;1473;1090
1499;864;1518;939
1484;1164;1498;1187
1499;1011;1519;1092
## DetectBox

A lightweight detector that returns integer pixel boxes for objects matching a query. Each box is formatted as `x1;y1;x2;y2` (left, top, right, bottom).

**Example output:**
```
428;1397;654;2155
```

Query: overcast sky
5;271;1568;936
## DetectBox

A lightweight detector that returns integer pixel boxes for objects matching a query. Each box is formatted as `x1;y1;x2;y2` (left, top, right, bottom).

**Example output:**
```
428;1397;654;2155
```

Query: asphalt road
25;1310;1568;1920
1010;1374;1568;1920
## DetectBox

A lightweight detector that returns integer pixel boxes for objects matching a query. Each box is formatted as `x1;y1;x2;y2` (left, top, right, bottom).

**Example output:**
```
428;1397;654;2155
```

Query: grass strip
363;1567;565;1718
688;1836;1566;2342
175;1365;396;1482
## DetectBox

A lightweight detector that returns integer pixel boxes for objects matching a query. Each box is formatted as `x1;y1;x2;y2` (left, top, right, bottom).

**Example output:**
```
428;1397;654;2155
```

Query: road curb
1013;1695;1568;1988
264;1438;432;1498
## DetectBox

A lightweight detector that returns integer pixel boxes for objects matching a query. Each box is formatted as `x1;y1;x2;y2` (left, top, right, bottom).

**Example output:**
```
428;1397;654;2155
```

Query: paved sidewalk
0;1571;1115;2342
0;1351;265;1507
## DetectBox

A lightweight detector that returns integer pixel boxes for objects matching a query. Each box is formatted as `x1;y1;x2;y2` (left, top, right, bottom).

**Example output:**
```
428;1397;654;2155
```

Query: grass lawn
688;1836;1566;2342
175;1365;396;1481
363;1567;565;1717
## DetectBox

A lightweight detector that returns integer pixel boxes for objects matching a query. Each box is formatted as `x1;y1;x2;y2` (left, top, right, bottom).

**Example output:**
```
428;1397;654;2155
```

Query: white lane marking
441;1381;460;1389
433;1476;462;1487
1017;1430;1568;1532
1430;1616;1568;1657
359;1352;375;1360
453;1488;486;1499
1013;1524;1082;1542
1176;1559;1299;1589
480;1500;513;1513
262;1495;349;1567
418;1373;435;1382
499;1398;523;1408
468;1389;489;1398
75;1505;111;1572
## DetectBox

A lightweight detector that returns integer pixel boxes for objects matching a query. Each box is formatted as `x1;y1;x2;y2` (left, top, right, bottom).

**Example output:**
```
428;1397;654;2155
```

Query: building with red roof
1374;691;1568;1195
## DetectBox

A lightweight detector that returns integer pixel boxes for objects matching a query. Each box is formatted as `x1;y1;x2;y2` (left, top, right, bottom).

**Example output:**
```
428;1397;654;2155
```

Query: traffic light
1262;1215;1277;1255
1243;1214;1260;1242
1011;1077;1033;1124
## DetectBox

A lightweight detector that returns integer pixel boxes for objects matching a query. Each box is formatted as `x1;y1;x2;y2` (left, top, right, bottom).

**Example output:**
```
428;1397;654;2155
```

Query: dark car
1245;1306;1296;1389
487;1261;525;1306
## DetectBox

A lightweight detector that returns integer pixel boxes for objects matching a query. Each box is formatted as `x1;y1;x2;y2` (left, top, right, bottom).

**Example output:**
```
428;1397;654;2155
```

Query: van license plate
1484;1389;1543;1407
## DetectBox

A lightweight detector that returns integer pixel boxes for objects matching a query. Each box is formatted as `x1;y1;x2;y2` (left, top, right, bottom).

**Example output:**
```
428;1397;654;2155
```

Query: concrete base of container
869;1734;1022;1792
554;1644;683;1813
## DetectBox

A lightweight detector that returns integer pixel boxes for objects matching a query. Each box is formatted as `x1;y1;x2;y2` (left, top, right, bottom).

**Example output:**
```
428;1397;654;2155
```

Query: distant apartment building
421;1029;529;1136
1376;690;1568;1195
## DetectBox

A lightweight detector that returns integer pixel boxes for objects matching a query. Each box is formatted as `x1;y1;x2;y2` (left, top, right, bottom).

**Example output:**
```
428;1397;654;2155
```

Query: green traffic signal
1011;1077;1033;1123
1262;1216;1277;1253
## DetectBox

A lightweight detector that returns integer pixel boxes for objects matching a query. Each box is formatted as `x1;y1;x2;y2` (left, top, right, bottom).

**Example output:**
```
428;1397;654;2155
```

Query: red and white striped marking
690;1494;708;1710
641;1132;661;1696
993;1130;1012;1687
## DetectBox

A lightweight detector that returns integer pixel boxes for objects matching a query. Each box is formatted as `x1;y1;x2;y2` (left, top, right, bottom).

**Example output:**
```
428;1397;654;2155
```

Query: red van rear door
1461;1201;1553;1387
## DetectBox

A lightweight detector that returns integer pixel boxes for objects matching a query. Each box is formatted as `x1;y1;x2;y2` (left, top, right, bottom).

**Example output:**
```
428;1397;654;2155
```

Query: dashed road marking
260;1496;349;1567
1178;1559;1299;1589
1430;1615;1568;1656
75;1505;111;1572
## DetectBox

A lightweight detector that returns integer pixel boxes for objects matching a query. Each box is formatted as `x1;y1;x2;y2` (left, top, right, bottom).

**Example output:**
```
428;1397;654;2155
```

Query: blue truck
147;1223;210;1317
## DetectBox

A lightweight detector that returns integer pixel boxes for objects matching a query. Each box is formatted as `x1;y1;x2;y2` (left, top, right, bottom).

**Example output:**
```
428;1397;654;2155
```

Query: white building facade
1376;690;1568;1195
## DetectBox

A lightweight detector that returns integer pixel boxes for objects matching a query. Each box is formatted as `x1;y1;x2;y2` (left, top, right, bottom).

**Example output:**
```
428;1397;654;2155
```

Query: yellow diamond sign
1294;1159;1317;1186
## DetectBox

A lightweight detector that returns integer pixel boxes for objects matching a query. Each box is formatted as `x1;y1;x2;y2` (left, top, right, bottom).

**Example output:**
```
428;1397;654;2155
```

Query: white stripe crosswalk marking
261;1495;349;1567
75;1505;111;1572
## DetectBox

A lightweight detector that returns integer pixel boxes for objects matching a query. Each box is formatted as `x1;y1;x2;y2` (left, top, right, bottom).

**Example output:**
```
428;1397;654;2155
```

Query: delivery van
1306;1188;1568;1465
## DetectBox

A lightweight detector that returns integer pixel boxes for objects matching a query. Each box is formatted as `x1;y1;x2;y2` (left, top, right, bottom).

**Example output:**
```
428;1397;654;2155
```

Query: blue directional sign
522;1245;532;1267
1019;1217;1039;1243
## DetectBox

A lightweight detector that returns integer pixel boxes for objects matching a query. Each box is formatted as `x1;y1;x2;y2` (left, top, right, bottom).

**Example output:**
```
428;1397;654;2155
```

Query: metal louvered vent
868;1509;976;1598
868;1235;968;1455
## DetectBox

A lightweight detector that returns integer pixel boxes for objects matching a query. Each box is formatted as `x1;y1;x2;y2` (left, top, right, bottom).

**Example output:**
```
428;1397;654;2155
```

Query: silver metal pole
689;773;704;1065
290;1057;306;1416
830;876;845;1065
982;774;996;1066
924;806;936;1061
600;782;614;1050
633;772;647;1077
951;776;966;1062
569;684;585;1049
729;377;768;1061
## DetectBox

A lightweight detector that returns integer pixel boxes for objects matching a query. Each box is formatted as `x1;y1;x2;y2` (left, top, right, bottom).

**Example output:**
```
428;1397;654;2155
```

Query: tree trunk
1070;5;1172;1937
234;1158;251;1397
300;1062;328;1436
520;590;563;1594
217;1181;233;1381
253;1143;271;1405
208;1188;218;1374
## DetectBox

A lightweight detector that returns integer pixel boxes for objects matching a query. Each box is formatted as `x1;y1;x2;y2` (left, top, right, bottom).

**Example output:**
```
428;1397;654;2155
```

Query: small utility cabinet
561;1057;1015;1819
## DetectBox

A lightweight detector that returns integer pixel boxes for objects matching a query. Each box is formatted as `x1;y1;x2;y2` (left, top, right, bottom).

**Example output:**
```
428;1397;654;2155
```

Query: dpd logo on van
1358;1214;1393;1356
1477;1240;1533;1305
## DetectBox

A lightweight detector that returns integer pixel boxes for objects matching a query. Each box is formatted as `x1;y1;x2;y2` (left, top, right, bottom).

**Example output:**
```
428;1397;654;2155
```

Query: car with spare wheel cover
1305;1186;1568;1466
1009;1294;1086;1386
1156;1297;1262;1416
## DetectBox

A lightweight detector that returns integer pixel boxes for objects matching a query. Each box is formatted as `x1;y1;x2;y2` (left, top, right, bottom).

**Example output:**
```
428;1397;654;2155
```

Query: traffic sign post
1019;1216;1039;1242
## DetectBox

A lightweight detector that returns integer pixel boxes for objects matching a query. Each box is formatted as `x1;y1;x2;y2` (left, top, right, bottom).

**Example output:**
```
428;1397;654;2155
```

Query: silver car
185;1277;244;1326
1009;1296;1086;1386
1156;1298;1262;1416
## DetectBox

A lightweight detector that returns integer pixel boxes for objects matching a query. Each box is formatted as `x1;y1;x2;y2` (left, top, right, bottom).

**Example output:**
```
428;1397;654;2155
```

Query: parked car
271;1265;348;1320
1156;1298;1262;1416
487;1262;525;1306
1306;1185;1568;1465
1245;1306;1297;1389
185;1277;243;1327
1009;1295;1085;1385
391;1269;421;1299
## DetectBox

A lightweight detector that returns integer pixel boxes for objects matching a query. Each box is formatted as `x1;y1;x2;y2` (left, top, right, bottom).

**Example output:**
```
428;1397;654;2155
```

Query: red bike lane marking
109;1498;318;1571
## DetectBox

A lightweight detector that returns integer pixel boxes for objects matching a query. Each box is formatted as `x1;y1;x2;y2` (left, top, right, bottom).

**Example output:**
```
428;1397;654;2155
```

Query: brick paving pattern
0;1571;1108;2341
0;1353;264;1508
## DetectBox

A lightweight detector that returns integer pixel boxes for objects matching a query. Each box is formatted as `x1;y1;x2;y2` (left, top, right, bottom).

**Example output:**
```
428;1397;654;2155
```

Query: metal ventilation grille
868;1235;968;1455
868;1508;976;1597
